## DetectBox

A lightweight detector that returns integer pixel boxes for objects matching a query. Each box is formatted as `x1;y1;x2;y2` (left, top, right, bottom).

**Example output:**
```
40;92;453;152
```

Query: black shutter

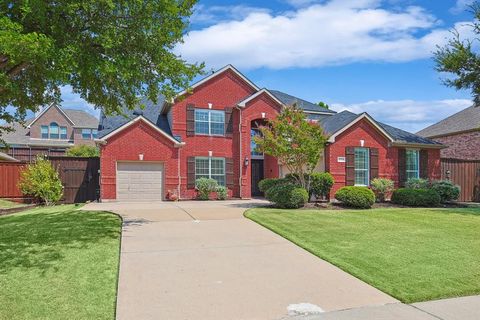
420;150;429;179
186;104;195;137
398;149;406;187
226;158;234;188
225;108;233;137
370;148;379;181
187;157;196;189
346;147;355;186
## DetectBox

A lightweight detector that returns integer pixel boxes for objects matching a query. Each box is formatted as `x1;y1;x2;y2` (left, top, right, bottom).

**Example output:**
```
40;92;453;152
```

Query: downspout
177;146;181;199
236;106;242;198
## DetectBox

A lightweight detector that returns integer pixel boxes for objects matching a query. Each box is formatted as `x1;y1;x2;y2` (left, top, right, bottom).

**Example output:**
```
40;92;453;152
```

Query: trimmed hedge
265;184;308;208
430;180;460;203
335;186;376;209
391;188;441;207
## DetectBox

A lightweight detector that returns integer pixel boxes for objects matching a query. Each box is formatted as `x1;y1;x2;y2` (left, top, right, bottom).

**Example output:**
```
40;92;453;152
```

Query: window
354;147;370;186
60;127;67;139
92;129;98;139
49;122;59;139
82;129;92;139
406;149;420;180
194;109;225;136
195;157;225;186
41;126;48;139
250;128;263;158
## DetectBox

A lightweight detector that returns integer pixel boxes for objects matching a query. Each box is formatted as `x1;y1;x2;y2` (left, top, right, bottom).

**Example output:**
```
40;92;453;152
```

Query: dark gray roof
416;105;480;138
270;90;336;114
320;111;442;146
64;109;99;128
98;96;173;139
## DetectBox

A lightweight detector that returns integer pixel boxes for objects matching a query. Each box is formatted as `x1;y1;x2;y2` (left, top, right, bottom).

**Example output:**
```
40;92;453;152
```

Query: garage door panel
117;162;164;201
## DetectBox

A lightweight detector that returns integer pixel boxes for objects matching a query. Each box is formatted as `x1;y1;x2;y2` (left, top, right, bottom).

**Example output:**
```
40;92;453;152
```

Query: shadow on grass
0;207;121;274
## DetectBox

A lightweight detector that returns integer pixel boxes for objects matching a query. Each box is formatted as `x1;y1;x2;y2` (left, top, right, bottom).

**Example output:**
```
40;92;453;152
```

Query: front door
251;159;264;197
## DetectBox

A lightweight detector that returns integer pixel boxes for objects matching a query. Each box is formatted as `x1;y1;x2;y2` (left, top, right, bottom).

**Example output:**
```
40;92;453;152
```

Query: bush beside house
391;188;441;207
370;178;395;202
335;186;376;209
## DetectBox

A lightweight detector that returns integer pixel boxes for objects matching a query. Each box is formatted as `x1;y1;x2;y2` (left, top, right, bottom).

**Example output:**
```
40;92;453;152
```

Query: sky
62;0;477;133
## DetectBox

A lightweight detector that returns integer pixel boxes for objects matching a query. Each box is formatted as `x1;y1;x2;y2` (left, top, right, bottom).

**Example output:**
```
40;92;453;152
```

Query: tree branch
6;62;28;78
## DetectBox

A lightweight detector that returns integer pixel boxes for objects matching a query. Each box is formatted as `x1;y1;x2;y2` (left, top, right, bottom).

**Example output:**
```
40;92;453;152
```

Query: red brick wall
100;121;179;200
432;131;480;160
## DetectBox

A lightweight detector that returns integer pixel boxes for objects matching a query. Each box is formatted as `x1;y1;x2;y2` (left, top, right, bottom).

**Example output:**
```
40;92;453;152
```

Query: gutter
390;142;446;149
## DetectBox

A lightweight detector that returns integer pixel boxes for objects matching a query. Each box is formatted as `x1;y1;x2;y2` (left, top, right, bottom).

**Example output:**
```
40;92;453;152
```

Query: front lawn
0;199;27;209
245;207;480;303
0;205;122;320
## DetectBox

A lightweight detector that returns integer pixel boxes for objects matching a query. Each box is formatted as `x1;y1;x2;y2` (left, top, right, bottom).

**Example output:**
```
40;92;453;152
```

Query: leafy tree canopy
317;101;330;109
434;2;480;104
0;0;203;134
254;105;327;189
66;145;99;157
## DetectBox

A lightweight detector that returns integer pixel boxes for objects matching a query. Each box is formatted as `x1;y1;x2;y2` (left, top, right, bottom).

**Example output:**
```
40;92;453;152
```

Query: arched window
49;122;59;139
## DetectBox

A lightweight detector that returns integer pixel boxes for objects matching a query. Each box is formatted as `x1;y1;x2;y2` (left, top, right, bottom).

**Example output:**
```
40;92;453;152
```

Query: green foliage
405;178;430;189
18;156;63;205
391;188;441;207
370;178;395;202
434;2;480;104
335;186;376;209
254;105;327;190
430;180;461;203
265;184;308;209
258;178;291;193
0;1;203;137
310;172;334;200
195;178;218;200
216;186;228;200
65;145;99;157
316;101;330;109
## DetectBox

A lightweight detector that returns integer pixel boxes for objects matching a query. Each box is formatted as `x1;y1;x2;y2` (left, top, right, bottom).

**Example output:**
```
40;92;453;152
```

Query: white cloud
451;0;474;14
60;86;100;117
332;98;472;133
178;0;469;70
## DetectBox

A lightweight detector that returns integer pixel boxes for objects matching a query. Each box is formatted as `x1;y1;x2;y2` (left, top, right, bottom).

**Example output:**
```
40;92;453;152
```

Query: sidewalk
291;295;480;320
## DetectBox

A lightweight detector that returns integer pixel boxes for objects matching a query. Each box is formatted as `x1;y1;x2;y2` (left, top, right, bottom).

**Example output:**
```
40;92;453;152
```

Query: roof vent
133;109;143;116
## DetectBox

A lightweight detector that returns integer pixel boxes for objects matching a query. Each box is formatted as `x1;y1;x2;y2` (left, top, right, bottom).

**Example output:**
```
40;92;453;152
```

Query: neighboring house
0;151;18;162
416;105;480;160
97;65;442;201
1;104;99;162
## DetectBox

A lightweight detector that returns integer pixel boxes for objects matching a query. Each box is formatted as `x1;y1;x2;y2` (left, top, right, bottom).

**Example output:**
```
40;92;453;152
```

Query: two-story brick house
97;65;443;201
1;104;99;161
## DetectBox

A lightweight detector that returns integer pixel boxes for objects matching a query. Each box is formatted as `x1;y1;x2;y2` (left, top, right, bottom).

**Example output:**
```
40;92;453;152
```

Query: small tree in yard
66;145;100;157
254;105;327;191
18;156;63;205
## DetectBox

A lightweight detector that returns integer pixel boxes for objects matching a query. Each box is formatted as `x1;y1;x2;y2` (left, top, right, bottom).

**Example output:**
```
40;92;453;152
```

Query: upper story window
41;122;68;140
250;128;263;158
406;149;420;180
194;109;225;136
354;147;370;186
82;128;97;140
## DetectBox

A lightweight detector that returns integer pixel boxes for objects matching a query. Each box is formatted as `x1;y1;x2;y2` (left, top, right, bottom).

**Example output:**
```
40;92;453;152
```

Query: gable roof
28;104;75;127
269;90;336;114
320;111;442;147
237;88;284;107
97;96;175;141
416;105;480;138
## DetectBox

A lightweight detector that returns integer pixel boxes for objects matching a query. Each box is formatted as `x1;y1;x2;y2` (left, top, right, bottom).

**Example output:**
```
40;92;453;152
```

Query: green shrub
430;180;460;203
310;172;334;200
391;188;441;207
370;178;395;202
334;186;376;209
18;156;63;205
258;178;291;193
66;145;100;157
216;186;228;200
265;184;308;208
405;178;429;189
195;178;218;200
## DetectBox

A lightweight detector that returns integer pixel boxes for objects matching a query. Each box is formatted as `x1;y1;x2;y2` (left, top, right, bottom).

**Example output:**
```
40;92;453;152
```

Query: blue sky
63;0;476;133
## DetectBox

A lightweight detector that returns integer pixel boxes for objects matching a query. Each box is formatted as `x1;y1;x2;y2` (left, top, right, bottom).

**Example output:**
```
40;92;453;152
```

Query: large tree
434;2;480;104
0;0;203;134
254;105;327;190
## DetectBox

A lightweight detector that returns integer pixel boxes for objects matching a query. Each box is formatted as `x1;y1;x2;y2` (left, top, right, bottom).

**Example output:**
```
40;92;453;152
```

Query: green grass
245;207;480;303
0;199;27;209
0;205;122;320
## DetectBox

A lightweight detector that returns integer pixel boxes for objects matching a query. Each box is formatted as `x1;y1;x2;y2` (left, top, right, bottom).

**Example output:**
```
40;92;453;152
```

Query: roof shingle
416;105;480;138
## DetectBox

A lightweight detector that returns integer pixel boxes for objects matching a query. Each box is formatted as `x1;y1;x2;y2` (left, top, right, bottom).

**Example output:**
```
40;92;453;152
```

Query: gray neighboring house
1;104;99;162
417;105;480;160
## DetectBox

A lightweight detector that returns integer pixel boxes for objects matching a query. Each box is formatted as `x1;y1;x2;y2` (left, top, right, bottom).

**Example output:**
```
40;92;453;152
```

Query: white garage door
117;162;164;201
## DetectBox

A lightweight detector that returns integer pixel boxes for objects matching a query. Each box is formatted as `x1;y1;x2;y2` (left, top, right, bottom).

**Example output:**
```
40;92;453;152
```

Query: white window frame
354;147;370;186
195;157;226;186
406;149;420;180
194;109;225;136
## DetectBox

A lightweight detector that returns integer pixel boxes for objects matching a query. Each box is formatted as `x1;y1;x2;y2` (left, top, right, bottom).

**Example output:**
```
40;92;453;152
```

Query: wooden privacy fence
0;157;100;204
441;158;480;202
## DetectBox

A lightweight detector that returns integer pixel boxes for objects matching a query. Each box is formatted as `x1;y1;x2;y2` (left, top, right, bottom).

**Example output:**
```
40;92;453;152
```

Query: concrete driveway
83;200;396;320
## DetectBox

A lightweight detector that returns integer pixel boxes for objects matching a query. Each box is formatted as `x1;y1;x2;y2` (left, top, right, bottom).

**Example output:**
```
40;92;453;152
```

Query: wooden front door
251;159;264;197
